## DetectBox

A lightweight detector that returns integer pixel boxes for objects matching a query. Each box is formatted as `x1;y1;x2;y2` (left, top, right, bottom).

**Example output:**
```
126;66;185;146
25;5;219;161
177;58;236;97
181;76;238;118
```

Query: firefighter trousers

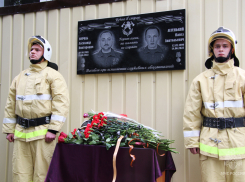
200;154;245;182
12;138;56;182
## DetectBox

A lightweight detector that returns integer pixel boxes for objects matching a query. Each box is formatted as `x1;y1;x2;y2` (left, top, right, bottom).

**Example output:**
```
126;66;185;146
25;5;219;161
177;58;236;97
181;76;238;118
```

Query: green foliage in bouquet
59;112;178;153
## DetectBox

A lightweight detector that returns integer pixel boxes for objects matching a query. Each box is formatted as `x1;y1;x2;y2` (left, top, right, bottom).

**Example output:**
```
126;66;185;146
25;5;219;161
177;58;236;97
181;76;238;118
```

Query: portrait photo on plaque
77;9;186;74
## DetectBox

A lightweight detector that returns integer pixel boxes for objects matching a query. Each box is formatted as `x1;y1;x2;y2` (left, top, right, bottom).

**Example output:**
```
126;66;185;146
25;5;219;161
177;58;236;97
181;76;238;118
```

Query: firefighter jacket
183;59;245;160
2;60;69;142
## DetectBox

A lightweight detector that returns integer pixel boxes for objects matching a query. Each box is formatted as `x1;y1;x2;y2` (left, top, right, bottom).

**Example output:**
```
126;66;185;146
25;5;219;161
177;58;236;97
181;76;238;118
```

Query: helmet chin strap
30;56;44;64
214;48;232;63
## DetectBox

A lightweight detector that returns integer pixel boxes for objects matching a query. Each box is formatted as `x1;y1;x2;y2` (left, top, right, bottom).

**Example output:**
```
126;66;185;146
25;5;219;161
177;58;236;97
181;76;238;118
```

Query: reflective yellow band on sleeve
14;129;48;139
200;143;245;156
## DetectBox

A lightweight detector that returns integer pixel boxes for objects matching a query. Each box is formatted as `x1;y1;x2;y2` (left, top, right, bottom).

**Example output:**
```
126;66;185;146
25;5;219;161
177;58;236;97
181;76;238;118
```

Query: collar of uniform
29;60;48;72
212;59;234;75
98;49;115;57
145;45;163;53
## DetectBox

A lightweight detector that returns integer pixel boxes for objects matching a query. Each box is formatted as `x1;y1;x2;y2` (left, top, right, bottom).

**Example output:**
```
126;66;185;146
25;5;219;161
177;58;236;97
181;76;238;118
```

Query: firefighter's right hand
189;148;200;154
6;133;14;142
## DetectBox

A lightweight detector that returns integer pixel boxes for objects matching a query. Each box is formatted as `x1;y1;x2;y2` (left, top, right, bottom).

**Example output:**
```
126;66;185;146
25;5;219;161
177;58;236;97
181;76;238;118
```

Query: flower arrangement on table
58;111;177;182
58;111;177;154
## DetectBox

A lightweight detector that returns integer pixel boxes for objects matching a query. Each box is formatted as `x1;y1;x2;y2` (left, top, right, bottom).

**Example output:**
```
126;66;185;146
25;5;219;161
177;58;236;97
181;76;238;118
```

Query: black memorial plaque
77;9;186;74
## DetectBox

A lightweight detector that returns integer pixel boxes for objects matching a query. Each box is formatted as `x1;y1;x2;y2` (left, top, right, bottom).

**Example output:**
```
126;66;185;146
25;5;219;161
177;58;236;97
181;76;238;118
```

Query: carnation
60;111;177;154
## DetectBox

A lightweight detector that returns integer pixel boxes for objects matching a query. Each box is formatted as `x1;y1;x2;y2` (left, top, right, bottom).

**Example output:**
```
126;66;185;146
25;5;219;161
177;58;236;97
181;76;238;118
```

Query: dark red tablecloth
45;143;176;182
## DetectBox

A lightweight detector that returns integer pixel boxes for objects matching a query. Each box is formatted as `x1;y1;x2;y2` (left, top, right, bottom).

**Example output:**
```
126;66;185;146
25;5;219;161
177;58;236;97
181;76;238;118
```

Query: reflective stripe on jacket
183;59;245;160
2;61;69;142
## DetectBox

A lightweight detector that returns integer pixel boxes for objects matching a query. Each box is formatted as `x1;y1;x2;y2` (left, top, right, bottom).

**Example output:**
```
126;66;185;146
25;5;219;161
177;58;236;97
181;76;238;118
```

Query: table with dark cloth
45;143;176;182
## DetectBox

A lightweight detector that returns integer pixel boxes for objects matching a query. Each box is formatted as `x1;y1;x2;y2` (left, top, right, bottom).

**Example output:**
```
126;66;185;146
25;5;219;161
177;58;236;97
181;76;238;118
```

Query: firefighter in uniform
183;27;245;181
2;35;69;182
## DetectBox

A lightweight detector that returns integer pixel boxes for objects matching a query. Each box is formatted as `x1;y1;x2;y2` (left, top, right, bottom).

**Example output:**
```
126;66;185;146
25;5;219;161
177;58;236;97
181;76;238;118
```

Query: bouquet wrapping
59;111;177;154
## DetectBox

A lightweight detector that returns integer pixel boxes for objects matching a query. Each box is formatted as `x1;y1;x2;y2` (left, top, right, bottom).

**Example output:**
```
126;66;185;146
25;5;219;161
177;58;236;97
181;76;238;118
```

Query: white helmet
205;27;239;69
27;35;52;61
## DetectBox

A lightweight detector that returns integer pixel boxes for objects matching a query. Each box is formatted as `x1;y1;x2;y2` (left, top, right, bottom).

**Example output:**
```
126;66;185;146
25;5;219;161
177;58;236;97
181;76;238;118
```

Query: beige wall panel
125;0;139;15
171;70;186;182
156;0;170;11
24;13;35;69
84;75;98;112
0;16;13;114
140;72;154;127
0;20;1;177
47;9;59;64
97;74;111;112
172;0;185;10
204;0;220;29
2;0;245;181
59;8;71;132
6;14;24;182
112;1;125;16
124;1;139;121
222;0;238;49
111;73;126;114
242;0;245;69
12;14;24;77
187;0;204;84
59;8;71;84
7;144;14;182
83;5;98;115
84;5;97;20
237;0;242;68
98;3;111;18
70;7;84;131
223;0;238;30
204;0;219;69
155;72;171;138
125;73;139;120
0;15;13;182
0;17;2;103
6;146;13;181
140;0;155;13
186;1;203;182
223;0;241;67
110;2;126;115
36;11;47;38
171;1;187;182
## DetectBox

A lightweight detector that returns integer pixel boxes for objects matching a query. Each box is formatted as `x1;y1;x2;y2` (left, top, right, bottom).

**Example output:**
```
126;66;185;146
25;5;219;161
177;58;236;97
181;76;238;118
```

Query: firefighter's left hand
45;131;56;143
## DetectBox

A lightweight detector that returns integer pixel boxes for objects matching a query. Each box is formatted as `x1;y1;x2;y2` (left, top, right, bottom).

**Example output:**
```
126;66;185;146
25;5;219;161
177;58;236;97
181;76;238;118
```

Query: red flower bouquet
58;132;68;143
58;111;177;154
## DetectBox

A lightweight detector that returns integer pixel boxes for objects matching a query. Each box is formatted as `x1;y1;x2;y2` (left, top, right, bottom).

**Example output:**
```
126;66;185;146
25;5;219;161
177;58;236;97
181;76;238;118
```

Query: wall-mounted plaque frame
77;9;185;74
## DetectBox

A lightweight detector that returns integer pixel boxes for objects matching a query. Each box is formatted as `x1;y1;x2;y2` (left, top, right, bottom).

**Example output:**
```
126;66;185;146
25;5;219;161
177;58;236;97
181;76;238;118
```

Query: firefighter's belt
203;117;245;130
17;115;51;128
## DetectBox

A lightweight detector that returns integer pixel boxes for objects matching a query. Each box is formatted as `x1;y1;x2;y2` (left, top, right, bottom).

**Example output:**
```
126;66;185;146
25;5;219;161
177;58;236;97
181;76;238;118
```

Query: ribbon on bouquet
112;135;124;182
128;138;149;167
